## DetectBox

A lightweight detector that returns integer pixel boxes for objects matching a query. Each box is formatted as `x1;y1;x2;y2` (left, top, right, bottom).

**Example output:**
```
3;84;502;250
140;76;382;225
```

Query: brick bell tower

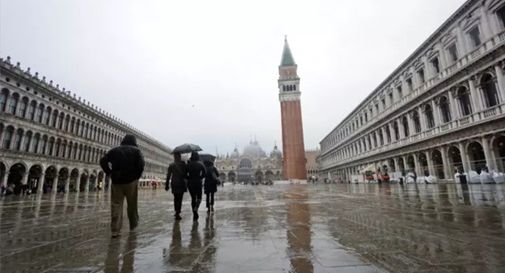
278;37;307;180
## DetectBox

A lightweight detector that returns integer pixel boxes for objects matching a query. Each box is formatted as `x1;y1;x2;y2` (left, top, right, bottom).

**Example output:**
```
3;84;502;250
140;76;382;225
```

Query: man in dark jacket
166;152;188;220
100;134;145;238
187;152;206;221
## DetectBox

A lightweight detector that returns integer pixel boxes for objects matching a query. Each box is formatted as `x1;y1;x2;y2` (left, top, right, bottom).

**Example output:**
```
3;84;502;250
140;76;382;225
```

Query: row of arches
0;161;105;194
282;85;297;92
333;134;505;182
0;88;123;147
323;71;502;153
0;122;107;164
219;170;282;183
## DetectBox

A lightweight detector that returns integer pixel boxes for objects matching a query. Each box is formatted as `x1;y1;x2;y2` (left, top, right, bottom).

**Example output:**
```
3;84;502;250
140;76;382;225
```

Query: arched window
393;122;399;140
44;106;51;125
0;89;8;112
458;86;472;116
55;139;61;157
52;110;58;127
424;104;435;129
58;113;65;130
18;97;28;117
481;73;499;107
65;115;70;131
24;131;32;152
2;126;14;149
402;116;409;137
385;126;391;142
439;96;451;123
27;101;36;120
14;129;23;151
70;117;75;133
36;104;43;123
32;133;40;153
7;93;19;114
48;137;55;156
40;136;48;154
412;111;421;133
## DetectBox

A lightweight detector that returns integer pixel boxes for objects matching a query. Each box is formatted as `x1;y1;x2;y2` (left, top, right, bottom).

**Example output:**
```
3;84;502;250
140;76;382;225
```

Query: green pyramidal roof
280;37;296;66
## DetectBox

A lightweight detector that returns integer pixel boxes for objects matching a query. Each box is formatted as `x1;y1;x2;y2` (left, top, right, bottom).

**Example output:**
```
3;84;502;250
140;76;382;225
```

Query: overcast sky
0;0;466;155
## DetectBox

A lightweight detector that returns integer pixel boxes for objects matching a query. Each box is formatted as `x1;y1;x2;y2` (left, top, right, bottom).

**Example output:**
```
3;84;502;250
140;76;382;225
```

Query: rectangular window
431;57;440;74
375;104;379;114
447;43;458;63
497;5;505;28
397;86;402;99
381;98;386;109
418;68;425;83
406;78;413;92
388;93;394;104
468;26;481;48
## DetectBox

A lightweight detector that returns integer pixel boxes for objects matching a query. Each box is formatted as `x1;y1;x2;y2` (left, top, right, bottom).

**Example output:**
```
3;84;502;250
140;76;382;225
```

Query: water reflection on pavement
1;183;505;273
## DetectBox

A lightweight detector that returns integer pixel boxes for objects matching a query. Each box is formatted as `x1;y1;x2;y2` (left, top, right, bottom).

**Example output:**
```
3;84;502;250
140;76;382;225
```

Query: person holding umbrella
165;152;188;220
187;151;206;221
204;159;219;213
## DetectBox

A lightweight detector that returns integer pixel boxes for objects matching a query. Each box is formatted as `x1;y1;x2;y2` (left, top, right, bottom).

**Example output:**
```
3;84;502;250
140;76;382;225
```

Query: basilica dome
270;145;282;160
243;140;267;158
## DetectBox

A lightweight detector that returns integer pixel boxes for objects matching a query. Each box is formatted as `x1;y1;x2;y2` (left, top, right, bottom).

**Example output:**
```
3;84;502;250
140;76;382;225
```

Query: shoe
175;214;182;220
211;206;214;212
193;212;199;221
111;232;120;238
207;208;211;213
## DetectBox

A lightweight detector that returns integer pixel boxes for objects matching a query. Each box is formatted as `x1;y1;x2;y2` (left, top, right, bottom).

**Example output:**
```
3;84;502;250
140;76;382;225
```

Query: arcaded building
0;57;172;193
318;0;505;182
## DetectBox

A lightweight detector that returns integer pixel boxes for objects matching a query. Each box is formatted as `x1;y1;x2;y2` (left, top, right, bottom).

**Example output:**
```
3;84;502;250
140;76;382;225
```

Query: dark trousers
206;192;214;208
111;181;138;233
173;193;184;214
189;190;202;212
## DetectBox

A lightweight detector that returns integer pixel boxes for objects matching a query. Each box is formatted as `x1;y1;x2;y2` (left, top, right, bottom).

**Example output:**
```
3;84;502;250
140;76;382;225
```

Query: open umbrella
200;153;216;163
171;143;202;154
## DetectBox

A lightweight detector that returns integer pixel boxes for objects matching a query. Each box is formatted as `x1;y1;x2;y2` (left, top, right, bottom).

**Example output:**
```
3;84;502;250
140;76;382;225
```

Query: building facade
0;56;172;194
318;0;505;183
215;140;282;183
278;38;307;180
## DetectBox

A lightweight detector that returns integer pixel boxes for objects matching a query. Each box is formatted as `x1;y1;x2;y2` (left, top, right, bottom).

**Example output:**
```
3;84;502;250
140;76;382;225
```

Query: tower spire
281;36;296;66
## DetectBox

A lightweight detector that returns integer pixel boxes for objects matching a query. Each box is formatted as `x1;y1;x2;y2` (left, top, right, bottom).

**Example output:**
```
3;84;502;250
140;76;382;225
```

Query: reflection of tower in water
285;185;313;273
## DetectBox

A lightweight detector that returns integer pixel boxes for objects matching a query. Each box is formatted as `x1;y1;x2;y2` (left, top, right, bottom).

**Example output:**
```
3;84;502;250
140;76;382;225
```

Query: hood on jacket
121;134;138;147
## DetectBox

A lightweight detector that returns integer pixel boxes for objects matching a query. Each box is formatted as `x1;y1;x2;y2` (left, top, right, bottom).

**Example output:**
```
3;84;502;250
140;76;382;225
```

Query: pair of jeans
173;193;184;214
110;180;138;234
206;192;214;208
189;189;202;212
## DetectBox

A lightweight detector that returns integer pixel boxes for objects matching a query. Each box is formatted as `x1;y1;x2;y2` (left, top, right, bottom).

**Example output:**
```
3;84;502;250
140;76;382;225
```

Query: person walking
165;152;188;220
187;152;206;221
204;160;219;213
100;134;145;238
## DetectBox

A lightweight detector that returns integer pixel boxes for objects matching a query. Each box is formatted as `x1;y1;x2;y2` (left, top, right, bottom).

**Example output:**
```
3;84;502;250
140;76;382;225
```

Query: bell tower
278;37;307;180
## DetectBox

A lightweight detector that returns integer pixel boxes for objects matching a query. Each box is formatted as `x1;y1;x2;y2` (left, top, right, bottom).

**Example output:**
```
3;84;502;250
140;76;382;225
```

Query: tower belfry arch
278;37;307;180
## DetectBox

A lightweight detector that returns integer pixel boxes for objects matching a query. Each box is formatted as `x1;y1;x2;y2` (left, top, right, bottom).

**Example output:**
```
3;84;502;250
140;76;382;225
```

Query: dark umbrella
200;153;216;163
171;143;202;154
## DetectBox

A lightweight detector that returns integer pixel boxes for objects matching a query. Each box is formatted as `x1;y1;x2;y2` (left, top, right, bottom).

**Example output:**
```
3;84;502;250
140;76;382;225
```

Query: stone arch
467;141;486;174
57;167;69;193
431;149;444;178
492;135;505;172
69;168;79;192
418;153;429;176
265;170;274;182
480;73;499;107
228;171;236;182
406;155;416;172
51;109;58;127
23;131;32;152
27;100;37;120
438;96;452;123
79;170;89;192
18;96;29;117
424;104;435;129
402;116;409;137
397;157;405;174
7;163;27;194
89;170;98;191
255;170;264;183
2;125;14;149
457;86;473;116
7;92;19;114
448;145;463;173
28;165;44;193
13;128;24;151
44;165;58;193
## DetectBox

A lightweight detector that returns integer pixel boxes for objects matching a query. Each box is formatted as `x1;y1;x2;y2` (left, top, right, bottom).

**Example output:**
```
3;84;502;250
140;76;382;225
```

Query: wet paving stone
1;183;505;272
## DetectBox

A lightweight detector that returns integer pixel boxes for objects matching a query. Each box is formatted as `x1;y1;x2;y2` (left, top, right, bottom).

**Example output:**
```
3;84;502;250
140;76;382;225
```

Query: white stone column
64;177;70;193
440;146;452;180
413;154;421;179
393;158;399;172
408;114;415;135
468;78;482;112
389;123;396;142
375;131;380;148
458;142;470;173
482;136;495;171
494;64;505;103
448;90;459;120
381;127;388;145
431;100;441;126
426;151;435;177
2;171;9;187
398;119;405;139
402;156;409;173
84;176;90;193
51;177;58;194
37;172;45;194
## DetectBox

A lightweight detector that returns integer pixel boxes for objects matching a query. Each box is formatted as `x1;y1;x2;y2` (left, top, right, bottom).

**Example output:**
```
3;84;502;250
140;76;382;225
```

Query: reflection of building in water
285;186;313;273
317;0;505;183
215;139;282;183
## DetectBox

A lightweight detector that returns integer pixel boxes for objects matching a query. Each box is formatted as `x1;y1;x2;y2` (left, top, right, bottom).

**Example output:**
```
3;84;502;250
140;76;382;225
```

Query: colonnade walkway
1;183;505;273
